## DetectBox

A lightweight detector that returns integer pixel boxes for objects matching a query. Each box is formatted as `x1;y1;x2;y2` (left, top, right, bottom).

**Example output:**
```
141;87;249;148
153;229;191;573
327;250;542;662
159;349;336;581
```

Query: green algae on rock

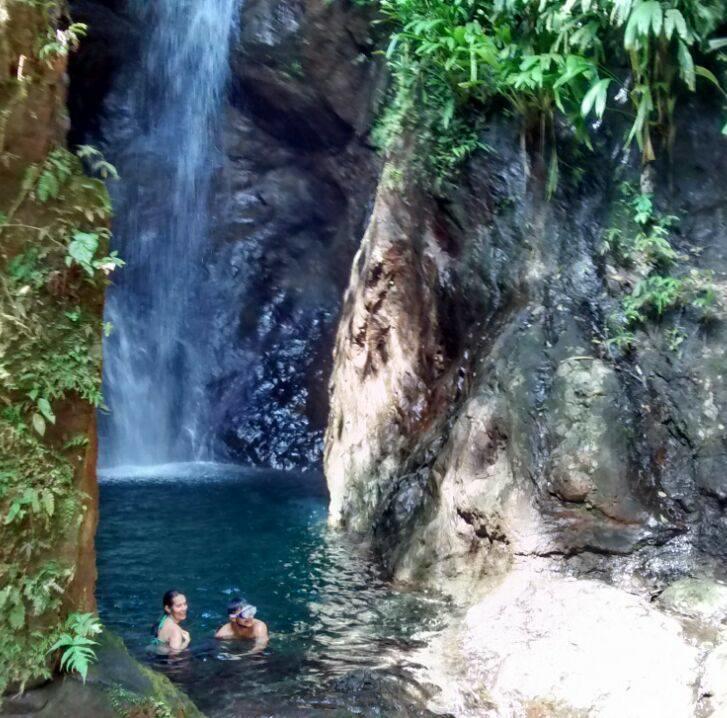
0;632;204;718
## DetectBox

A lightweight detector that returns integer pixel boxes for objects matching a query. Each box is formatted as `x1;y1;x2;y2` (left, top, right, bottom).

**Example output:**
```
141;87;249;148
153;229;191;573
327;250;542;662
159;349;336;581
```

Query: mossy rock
0;632;203;718
658;578;727;629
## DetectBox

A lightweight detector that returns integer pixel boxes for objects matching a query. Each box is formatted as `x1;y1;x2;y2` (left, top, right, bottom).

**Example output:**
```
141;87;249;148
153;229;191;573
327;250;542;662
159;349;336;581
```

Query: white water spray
100;0;240;467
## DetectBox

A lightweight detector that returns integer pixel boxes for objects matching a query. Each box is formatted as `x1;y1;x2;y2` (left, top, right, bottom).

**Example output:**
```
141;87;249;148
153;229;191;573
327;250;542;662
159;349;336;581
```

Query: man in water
215;597;269;653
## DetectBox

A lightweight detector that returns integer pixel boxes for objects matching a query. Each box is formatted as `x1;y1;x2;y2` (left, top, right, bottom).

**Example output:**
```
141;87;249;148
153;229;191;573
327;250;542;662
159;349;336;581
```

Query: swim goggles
232;604;257;619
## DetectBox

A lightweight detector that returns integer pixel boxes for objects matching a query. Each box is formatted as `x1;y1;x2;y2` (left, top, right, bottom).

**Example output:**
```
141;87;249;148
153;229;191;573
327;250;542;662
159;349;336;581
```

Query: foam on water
99;462;256;483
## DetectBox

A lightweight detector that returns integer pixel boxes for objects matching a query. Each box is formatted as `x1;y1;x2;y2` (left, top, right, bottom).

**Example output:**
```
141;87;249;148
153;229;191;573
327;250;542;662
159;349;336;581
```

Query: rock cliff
324;97;727;715
325;108;727;596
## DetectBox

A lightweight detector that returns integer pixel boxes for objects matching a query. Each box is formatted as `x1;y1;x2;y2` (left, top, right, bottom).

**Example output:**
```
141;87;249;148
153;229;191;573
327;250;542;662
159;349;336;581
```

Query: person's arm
249;621;269;654
168;624;190;651
214;623;231;639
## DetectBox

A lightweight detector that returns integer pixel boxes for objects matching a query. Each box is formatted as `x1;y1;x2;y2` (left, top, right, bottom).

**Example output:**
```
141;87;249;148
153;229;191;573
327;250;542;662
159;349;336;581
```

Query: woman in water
152;589;190;652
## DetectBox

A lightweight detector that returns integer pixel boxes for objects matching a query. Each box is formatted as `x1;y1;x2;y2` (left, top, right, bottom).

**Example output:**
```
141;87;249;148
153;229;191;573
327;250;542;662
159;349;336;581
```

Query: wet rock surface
413;569;714;718
658;578;727;629
325;107;727;593
207;0;381;468
69;0;381;470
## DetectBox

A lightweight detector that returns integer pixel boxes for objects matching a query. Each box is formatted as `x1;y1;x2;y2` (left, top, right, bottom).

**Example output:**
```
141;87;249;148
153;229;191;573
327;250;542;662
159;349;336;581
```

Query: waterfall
99;0;240;468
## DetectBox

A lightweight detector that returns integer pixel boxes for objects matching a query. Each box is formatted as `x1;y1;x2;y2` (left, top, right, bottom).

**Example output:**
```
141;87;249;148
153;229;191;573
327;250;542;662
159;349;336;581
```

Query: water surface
96;465;447;716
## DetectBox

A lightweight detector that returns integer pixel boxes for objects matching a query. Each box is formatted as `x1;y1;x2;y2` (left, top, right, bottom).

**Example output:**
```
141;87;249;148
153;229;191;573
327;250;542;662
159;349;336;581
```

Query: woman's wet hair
163;589;183;613
151;589;183;636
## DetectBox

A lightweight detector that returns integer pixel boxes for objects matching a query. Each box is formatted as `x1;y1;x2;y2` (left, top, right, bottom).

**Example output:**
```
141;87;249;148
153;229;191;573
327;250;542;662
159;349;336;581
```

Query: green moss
0;3;117;694
137;668;204;718
109;672;204;718
110;687;177;718
99;633;203;718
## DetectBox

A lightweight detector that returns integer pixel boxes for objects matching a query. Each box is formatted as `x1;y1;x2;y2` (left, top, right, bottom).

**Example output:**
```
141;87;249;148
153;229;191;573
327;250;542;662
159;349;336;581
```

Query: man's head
227;597;256;628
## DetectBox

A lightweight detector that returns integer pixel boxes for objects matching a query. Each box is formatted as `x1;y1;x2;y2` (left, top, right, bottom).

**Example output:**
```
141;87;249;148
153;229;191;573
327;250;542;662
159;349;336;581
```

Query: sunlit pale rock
416;570;701;718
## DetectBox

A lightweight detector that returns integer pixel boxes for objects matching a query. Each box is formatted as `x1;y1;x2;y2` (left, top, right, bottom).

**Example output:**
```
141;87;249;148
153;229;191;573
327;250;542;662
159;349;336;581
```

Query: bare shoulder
253;619;268;637
159;619;181;640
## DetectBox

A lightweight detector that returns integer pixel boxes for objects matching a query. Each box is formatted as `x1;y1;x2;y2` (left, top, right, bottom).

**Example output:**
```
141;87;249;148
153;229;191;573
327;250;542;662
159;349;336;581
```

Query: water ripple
96;466;448;717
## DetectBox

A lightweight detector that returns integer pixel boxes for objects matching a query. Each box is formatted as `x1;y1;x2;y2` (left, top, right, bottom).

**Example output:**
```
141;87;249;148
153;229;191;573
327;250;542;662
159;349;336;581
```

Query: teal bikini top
152;615;169;645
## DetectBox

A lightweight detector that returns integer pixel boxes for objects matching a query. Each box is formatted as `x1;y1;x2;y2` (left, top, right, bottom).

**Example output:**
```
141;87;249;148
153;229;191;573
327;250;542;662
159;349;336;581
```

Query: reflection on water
96;465;448;716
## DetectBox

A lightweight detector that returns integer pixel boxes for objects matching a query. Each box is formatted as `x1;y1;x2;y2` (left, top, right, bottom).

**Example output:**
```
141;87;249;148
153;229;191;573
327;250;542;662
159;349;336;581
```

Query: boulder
415;571;701;718
324;100;727;590
0;633;202;718
658;578;727;630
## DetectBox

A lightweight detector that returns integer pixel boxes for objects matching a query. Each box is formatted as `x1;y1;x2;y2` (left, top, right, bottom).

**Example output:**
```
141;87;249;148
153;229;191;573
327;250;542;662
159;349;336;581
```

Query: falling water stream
100;0;240;468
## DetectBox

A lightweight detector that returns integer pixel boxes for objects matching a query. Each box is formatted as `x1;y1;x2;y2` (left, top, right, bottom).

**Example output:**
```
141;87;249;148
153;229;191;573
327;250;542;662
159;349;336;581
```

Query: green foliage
608;0;726;159
362;0;726;187
0;0;117;693
0;139;117;693
39;22;87;66
369;2;491;185
1;146;119;421
603;181;717;349
602;184;679;268
0;144;115;689
0;562;75;688
48;612;102;682
67;230;122;277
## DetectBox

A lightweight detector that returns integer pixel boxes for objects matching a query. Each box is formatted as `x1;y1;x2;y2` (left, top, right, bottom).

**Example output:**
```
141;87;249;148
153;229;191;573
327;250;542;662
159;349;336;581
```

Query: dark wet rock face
69;0;381;470
325;109;727;595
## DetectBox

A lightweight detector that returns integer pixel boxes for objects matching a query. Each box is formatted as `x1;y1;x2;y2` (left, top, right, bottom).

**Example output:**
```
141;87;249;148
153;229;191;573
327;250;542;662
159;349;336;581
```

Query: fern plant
604;181;717;348
38;23;87;67
48;612;103;682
